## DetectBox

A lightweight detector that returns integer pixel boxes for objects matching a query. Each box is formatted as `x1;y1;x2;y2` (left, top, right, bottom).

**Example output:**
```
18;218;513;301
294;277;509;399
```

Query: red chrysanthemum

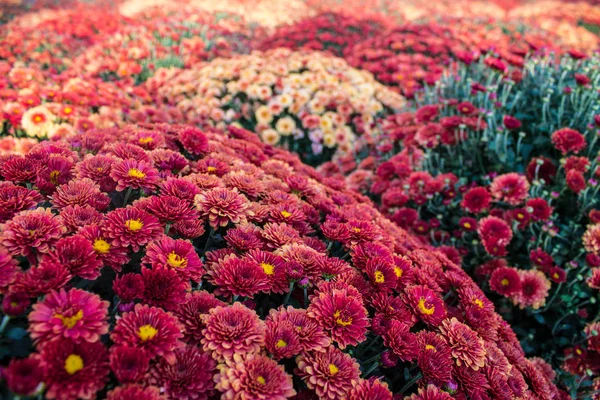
141;195;199;225
461;187;491;214
382;320;418;362
79;224;130;271
407;384;453;400
265;317;302;360
147;345;216;400
526;198;552;221
28;288;109;347
50;178;110;211
109;345;150;384
477;216;513;256
141;266;188;311
75;154;118;192
0;246;18;292
110;158;160;192
224;225;264;252
403;285;447;326
296;345;360;400
1;208;66;258
551;127;586;155
439;317;486;371
0;184;42;223
201;302;265;361
490;173;530;205
207;254;270;298
106;384;165;400
40;339;110;400
307;282;369;349
195;187;250;229
348;378;393;400
244;249;289;294
111;304;183;363
104;206;162;252
143;235;204;282
416;331;453;385
59;205;104;233
511;270;550;310
45;235;103;280
567;169;587;193
178;126;209;155
113;273;144;304
172;291;226;343
3;355;45;396
268;306;330;353
489;267;522;296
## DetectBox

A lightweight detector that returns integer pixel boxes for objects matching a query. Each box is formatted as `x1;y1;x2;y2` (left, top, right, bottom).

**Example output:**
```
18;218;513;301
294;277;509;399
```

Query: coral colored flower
588;268;600;289
551;128;586;155
490;173;529;205
40;339;109;400
110;159;160;192
28;288;109;346
584;224;600;255
307;282;369;349
201;302;265;361
489;267;522;296
4;355;45;396
104;206;162;252
173;291;226;343
147;345;216;400
109;345;150;384
111;304;183;362
296;345;360;400
439;317;486;371
1;208;66;258
215;353;296;400
511;270;551;310
348;378;393;400
195;187;250;228
461;187;491;213
403;285;447;326
143;235;204;282
477;216;513;256
106;384;164;400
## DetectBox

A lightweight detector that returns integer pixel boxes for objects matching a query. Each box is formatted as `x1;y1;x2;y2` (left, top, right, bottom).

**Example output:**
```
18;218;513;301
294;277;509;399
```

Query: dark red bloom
503;115;522;130
551;128;586;155
461;187;491;214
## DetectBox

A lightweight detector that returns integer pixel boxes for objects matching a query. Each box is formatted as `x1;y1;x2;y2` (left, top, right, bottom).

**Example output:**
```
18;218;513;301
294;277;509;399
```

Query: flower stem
0;315;10;335
164;223;171;236
122;187;133;207
363;361;379;378
283;282;294;306
400;372;423;394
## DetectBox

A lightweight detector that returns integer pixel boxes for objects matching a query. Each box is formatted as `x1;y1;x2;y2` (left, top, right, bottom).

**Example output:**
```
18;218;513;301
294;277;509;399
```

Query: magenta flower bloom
1;208;66;258
45;235;103;280
172;291;226;343
141;266;188;311
195;187;250;228
106;384;164;400
267;306;330;353
28;288;109;347
207;254;270;298
110;158;160;192
348;378;393;400
104;206;162;252
403;285;447;326
143;235;204;281
50;178;110;211
109;345;150;384
3;355;45;396
142;195;199;224
0;184;42;223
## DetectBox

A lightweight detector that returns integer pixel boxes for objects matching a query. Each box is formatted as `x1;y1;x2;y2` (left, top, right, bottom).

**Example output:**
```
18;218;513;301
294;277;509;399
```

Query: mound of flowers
147;48;406;165
257;12;390;57
323;54;600;396
0;122;561;399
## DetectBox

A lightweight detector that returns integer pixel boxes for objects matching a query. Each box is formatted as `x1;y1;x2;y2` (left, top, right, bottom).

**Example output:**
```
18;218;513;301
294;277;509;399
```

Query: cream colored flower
21;105;56;138
275;116;296;136
261;128;280;145
255;105;274;125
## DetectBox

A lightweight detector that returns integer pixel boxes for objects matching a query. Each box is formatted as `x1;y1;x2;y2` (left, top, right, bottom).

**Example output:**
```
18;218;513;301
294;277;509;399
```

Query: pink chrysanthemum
109;344;150;384
461;187;491;214
195;187;250;228
143;235;204;281
179;126;209;155
489;266;522;296
50;178;110;211
160;177;201;202
40;339;109;400
244;249;289;294
382;320;418;362
3;355;45;396
79;224;130;271
296;345;360;400
141;266;188;311
11;259;71;298
172;219;206;239
511;270;550;310
104;206;162;252
477;216;513;257
28;288;109;347
584;224;600;255
0;246;18;292
59;205;104;233
0;184;42;222
207;254;270;298
403;285;447;326
408;385;453;400
106;384;165;400
264;317;302;360
111;304;183;363
147;345;216;400
113;273;144;304
439;317;486;371
75;154;118;192
490;173;530;205
173;291;226;343
45;235;103;280
416;331;453;385
307;282;369;349
110;158;160;192
142;195;199;225
268;306;330;353
215;353;296;400
348;378;393;400
201;302;265;361
1;208;66;258
224;225;264;252
551;127;586;155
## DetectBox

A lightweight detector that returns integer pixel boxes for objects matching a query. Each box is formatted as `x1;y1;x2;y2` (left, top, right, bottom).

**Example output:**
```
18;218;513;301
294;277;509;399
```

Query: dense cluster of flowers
148;48;406;165
0;122;561;399
323;54;600;396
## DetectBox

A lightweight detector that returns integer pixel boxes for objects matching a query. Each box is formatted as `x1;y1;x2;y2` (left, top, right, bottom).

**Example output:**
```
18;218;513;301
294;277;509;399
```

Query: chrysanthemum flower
172;219;207;239
215;353;296;400
403;285;447;326
59;205;104;233
0;184;42;223
268;306;330;353
160;177;201;202
4;355;44;396
0;246;18;292
348;378;393;400
511;270;550;310
50;178;110;211
551;127;586;155
143;235;204;282
110;159;160;192
173;291;226;343
111;304;183;362
489;267;522;296
461;186;491;214
383;320;418;361
584;224;600;255
178;126;209;155
141;266;188;311
244;249;289;294
147;345;216;400
75;154;118;192
307;282;369;349
21;105;56;138
296;345;360;400
477;216;513;256
45;235;103;280
265;318;302;360
407;384;453;400
11;258;71;298
207;254;270;298
106;384;165;400
588;268;600;289
224;225;264;252
195;187;251;229
1;208;66;258
28;288;109;347
416;331;453;385
104;206;162;252
0;156;38;184
439;317;486;371
490;173;530;205
109;345;150;384
261;222;303;249
78;224;129;271
201;302;265;361
142;195;199;225
40;339;109;400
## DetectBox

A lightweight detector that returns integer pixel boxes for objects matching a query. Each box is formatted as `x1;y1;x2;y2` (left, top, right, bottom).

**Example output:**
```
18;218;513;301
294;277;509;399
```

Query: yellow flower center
517;213;524;219
333;310;352;327
553;273;559;280
48;170;60;185
125;219;143;232
64;354;84;375
352;227;361;233
55;310;83;329
93;239;111;254
261;262;275;275
33;114;44;123
473;299;484;309
276;339;287;348
138;324;158;341
167;252;187;268
63;107;72;114
374;270;385;283
425;344;437;351
501;278;509;286
139;137;153;144
394;267;403;278
576;348;583;355
257;376;266;385
463;222;471;229
128;168;146;179
206;166;217;173
329;364;339;375
280;210;292;218
417;298;435;315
